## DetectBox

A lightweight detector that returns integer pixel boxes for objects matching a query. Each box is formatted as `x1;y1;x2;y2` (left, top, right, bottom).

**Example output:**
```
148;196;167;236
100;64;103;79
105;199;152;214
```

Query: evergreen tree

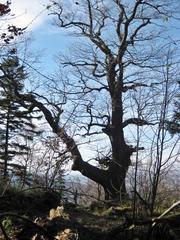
0;56;41;178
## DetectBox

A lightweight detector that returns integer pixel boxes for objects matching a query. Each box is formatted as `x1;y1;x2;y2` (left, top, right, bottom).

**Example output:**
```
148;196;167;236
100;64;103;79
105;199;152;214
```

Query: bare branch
128;18;151;45
156;200;180;220
87;0;93;34
122;83;149;92
123;118;156;128
117;0;144;61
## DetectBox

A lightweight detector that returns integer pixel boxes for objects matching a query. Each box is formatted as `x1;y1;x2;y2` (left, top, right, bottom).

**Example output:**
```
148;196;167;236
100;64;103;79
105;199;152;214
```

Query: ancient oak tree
11;0;180;200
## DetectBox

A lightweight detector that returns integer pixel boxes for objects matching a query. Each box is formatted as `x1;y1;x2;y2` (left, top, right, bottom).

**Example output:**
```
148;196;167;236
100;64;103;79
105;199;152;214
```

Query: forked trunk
72;146;131;201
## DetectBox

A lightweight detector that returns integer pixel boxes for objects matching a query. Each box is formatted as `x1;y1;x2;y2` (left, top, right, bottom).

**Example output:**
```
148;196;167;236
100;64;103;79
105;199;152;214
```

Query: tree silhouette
0;57;42;178
9;0;180;200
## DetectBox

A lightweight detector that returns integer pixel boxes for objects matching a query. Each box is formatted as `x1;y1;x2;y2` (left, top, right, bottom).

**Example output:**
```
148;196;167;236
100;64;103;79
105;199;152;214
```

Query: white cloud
9;0;49;29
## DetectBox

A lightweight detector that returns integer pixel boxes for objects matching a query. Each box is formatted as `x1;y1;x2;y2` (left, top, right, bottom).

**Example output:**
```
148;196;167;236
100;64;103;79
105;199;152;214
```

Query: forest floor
0;189;180;240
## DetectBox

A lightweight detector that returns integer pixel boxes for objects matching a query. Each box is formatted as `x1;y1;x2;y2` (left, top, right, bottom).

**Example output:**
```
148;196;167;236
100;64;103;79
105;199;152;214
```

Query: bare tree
6;0;180;200
15;134;67;189
128;46;179;216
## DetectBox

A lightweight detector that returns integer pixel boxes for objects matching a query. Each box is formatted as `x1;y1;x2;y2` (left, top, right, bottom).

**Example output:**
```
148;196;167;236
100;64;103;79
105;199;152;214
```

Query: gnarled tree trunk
9;0;173;201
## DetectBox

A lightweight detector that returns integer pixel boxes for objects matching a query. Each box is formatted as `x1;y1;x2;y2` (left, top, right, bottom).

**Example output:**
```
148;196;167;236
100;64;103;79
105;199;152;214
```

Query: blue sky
10;0;180;74
9;0;48;28
9;0;78;75
30;22;70;73
8;0;66;73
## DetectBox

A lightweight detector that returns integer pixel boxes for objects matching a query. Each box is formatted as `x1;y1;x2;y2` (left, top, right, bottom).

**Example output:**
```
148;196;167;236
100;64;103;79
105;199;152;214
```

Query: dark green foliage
0;2;11;16
0;1;25;45
0;56;42;178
